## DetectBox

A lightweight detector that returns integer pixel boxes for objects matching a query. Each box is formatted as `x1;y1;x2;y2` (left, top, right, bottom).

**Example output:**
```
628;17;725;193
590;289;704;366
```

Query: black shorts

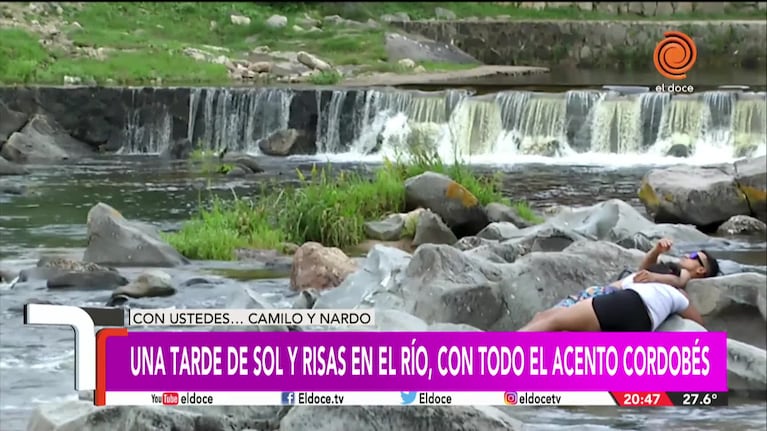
591;289;652;332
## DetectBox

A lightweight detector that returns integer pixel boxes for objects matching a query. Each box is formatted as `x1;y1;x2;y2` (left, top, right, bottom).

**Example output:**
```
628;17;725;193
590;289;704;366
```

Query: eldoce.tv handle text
291;392;345;405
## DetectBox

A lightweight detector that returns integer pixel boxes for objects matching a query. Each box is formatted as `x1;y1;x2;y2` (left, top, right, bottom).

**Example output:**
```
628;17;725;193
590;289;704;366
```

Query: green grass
165;152;540;260
0;2;759;85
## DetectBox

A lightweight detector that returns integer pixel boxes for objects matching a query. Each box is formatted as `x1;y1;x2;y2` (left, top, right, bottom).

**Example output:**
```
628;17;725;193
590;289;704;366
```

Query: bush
165;153;539;260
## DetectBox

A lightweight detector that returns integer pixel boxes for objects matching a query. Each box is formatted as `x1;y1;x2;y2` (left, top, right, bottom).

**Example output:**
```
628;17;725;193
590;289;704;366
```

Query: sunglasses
687;251;705;267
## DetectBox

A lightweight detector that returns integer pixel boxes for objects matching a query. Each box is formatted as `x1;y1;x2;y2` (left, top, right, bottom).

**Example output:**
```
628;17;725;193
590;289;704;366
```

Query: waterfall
116;86;766;162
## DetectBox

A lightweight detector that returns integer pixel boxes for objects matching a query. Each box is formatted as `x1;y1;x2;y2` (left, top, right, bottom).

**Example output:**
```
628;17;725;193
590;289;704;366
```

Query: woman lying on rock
518;238;720;332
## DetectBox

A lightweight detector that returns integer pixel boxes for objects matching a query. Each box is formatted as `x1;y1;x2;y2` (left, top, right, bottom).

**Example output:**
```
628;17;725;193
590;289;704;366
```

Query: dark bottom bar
666;392;729;407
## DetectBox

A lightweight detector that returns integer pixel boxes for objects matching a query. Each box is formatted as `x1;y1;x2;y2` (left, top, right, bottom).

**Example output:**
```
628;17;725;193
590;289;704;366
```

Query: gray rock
83;202;189;267
485;202;533;228
734;155;767;222
221;286;289;332
717;214;767;235
504;199;720;253
401;244;506;330
463;240;529;264
687;272;767;348
658;316;767;398
223;153;264;174
0;179;26;194
364;215;405;241
1;114;94;163
0;155;28;175
453;236;497;251
27;401;282;431
47;271;128;290
280;405;523;431
257;128;301;156
412;210;458;246
385;32;479;64
0;101;27;143
476;222;519;241
405;171;490;237
313;245;412;310
112;270;176;299
639;165;751;227
266;14;288;29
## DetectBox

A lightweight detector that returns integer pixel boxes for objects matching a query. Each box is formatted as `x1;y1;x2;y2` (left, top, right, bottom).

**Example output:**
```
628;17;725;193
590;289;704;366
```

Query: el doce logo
653;31;697;80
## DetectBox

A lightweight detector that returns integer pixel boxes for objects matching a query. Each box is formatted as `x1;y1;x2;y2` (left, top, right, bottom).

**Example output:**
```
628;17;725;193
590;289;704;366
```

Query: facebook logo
281;392;295;405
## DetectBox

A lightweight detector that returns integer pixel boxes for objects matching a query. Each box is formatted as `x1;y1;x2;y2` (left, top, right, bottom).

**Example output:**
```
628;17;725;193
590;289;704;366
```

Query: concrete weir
389;19;767;69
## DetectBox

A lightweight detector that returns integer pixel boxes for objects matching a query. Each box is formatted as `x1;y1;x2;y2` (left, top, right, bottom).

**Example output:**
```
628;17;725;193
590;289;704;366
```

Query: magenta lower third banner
103;331;727;392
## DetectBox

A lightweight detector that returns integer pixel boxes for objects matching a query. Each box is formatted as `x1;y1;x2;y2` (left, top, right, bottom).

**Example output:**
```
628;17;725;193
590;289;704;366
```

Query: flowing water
1;84;766;430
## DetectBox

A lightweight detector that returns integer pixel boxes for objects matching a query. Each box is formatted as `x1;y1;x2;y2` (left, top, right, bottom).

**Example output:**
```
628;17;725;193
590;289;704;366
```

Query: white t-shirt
621;273;690;330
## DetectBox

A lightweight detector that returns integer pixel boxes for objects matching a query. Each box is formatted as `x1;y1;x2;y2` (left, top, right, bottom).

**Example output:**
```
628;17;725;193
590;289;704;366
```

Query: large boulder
0;155;29;175
313;245;412;310
384;32;480;64
483;199;719;253
0;101;27;143
734;155;767;222
716;214;767;236
280;405;523;431
111;270;176;299
257;128;301;156
686;272;767;348
83;203;189;267
638;165;751;227
27;402;282;431
658;316;767;398
404;171;490;237
290;242;358;291
0;114;94;163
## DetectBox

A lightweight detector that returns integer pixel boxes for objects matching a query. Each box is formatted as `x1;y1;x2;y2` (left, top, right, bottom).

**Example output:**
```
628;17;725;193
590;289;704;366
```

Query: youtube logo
162;392;179;405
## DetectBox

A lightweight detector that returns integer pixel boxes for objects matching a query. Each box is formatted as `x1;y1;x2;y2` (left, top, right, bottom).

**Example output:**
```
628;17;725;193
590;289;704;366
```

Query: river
1;155;765;431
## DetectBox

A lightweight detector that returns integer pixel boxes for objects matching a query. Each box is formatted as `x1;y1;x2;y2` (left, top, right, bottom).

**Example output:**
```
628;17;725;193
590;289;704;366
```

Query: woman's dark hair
700;250;720;278
647;262;681;277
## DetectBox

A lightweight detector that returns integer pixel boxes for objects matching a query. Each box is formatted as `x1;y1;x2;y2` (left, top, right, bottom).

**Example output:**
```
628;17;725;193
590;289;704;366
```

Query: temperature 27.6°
666;392;728;406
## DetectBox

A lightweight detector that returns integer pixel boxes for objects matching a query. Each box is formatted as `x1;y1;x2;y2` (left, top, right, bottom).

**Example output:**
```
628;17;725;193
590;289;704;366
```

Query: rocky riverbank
2;153;766;430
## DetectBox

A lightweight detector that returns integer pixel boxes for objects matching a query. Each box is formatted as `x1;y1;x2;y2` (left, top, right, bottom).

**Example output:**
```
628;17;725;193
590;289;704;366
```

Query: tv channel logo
162;392;179;405
504;391;518;405
400;392;417;405
281;392;295;405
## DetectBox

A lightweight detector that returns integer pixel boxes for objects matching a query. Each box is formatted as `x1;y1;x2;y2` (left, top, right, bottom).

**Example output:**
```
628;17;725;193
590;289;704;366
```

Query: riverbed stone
734;155;767;222
47;271;128;290
279;405;523;431
83;202;189;267
638;165;751;227
0;100;27;143
717;215;767;236
405;171;490;238
0;156;28;175
364;214;406;241
476;222;519;241
384;32;480;64
257;128;301;156
412;209;458;247
658;316;767;398
111;270;176;299
485;202;533;228
686;272;767;348
290;242;358;291
313;245;412;310
0;114;94;163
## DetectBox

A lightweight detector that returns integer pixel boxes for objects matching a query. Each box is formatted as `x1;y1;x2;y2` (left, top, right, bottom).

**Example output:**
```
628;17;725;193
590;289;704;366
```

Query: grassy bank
165;155;541;261
0;2;760;85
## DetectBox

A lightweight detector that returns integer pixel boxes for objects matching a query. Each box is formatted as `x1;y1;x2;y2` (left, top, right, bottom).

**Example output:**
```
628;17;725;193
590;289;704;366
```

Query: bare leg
518;299;601;332
528;307;565;325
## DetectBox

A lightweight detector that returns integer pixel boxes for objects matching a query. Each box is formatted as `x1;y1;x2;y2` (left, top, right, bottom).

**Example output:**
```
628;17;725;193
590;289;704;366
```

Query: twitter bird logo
400;392;417;405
